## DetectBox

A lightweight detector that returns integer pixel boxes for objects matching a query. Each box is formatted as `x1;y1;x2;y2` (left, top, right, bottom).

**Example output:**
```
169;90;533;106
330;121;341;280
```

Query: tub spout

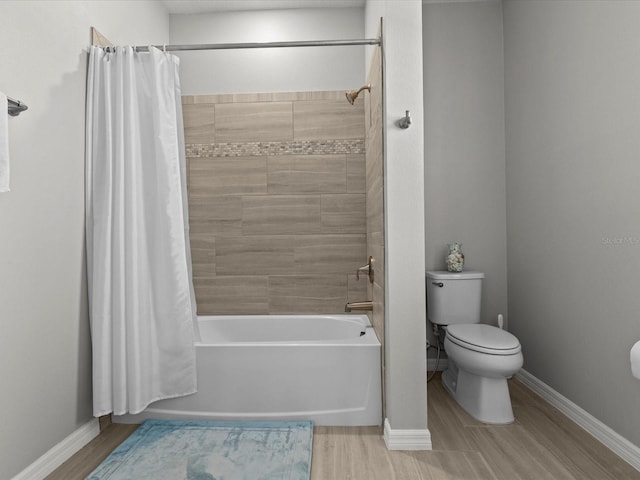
345;301;373;312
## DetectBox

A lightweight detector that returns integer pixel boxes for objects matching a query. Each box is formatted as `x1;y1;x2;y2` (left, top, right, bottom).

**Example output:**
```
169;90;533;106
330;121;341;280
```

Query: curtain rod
111;37;381;52
7;96;28;117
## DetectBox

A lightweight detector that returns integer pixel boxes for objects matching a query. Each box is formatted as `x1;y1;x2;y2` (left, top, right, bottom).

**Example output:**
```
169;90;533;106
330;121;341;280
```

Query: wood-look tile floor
47;373;640;480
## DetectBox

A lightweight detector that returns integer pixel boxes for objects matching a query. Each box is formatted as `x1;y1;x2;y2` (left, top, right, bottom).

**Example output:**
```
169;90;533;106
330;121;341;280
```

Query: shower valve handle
356;256;375;284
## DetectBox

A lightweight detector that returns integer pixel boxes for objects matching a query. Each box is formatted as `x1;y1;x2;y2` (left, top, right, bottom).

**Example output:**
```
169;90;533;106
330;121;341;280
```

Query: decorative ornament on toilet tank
446;243;464;272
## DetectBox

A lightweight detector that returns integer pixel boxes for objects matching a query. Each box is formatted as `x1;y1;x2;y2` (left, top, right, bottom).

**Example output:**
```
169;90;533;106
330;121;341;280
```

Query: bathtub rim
193;313;379;347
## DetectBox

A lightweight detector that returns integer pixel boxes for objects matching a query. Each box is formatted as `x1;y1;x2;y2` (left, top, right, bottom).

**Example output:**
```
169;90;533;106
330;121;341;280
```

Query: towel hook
397;110;411;129
7;96;28;117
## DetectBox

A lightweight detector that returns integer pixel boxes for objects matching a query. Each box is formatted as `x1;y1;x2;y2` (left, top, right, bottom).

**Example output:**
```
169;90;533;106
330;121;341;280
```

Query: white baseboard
516;369;640;472
427;358;448;371
12;418;100;480
383;418;432;451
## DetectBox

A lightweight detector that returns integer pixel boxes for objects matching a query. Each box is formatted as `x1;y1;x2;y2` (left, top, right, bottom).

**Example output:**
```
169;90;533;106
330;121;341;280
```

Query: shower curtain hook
163;44;167;53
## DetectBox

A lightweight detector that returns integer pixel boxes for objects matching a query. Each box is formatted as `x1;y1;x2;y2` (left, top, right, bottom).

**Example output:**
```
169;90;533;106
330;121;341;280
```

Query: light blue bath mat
86;419;313;480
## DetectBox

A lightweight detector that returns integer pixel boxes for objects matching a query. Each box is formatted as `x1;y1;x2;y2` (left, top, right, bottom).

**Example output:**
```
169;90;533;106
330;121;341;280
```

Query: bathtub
114;314;382;426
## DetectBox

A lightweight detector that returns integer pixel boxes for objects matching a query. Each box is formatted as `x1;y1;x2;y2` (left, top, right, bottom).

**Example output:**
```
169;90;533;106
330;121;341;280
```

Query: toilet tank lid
426;271;484;280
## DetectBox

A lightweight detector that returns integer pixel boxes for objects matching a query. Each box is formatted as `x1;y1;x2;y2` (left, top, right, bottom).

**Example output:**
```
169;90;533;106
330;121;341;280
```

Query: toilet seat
446;324;521;356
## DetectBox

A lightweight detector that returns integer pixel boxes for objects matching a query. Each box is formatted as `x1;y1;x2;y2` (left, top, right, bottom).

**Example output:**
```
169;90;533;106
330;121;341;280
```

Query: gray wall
423;0;507;343
169;8;365;95
504;0;640;446
0;1;169;477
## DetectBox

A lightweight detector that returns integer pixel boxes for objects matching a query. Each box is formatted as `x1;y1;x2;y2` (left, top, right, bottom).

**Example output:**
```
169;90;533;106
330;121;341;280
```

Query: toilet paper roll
631;341;640;380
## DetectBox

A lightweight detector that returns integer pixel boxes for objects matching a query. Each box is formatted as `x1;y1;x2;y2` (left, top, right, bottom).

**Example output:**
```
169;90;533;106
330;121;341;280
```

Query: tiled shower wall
182;91;369;315
365;47;385;348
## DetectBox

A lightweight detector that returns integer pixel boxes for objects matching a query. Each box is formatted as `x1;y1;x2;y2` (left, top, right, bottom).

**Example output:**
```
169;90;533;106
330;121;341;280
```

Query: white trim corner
383;418;432;451
516;369;640;473
11;418;100;480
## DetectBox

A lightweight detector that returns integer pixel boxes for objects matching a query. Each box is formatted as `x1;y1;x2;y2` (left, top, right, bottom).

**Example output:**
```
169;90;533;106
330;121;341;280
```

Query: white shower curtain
86;46;197;416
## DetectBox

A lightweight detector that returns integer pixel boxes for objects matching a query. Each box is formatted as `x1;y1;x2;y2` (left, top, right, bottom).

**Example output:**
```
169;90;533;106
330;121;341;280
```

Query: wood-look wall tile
365;48;385;352
190;233;215;279
183;104;215;144
366;165;384;236
293;100;365;140
267;155;346;194
367;234;385;292
215;236;295;275
294;235;366;275
194;276;268;315
189;156;267;196
364;82;372;134
321;194;366;234
226;92;275;103
184;90;371;321
365;144;383;184
186;157;190;190
188;195;242;235
366;199;383;237
273;92;310;102
369;86;383;134
371;280;384;344
222;93;273;104
215;102;293;143
347;154;366;193
242;195;321;235
189;94;212;104
366;168;383;205
365;133;383;186
367;231;385;249
308;91;346;101
367;51;383;131
268;275;347;314
347;274;368;303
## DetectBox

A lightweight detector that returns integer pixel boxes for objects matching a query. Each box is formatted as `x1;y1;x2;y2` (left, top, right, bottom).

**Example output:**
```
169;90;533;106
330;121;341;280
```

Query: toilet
426;271;523;424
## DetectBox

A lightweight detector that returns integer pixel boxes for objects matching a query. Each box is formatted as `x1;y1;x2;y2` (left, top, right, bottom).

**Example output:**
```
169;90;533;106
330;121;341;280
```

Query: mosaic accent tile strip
186;139;365;158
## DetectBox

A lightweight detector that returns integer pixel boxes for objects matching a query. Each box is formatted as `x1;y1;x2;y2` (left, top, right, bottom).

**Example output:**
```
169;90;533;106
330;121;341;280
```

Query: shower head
345;84;371;105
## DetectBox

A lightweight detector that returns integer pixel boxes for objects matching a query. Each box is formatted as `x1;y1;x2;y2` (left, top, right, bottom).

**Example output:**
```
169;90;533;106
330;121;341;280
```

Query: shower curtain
85;46;197;416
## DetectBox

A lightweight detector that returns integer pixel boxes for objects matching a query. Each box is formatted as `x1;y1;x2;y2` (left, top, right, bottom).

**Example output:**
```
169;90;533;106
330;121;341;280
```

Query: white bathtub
114;314;382;426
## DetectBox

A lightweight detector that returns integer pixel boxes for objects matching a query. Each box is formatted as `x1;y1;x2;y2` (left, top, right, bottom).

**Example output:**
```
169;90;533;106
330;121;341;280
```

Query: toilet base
442;364;515;425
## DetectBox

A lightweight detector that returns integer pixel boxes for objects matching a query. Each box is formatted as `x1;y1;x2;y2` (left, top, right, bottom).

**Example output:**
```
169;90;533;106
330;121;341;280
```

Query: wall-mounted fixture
397;110;411;129
345;300;373;312
356;256;375;284
345;84;371;105
7;96;28;117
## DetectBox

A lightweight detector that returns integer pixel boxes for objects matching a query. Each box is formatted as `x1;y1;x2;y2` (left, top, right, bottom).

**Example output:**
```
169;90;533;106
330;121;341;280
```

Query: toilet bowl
442;323;523;424
426;271;523;424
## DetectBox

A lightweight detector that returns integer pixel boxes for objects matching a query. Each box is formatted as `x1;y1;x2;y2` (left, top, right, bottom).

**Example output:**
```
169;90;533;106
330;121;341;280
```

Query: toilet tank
426;271;484;325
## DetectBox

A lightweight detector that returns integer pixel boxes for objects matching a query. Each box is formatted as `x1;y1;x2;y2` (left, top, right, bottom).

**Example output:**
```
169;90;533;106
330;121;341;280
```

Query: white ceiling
162;0;366;14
